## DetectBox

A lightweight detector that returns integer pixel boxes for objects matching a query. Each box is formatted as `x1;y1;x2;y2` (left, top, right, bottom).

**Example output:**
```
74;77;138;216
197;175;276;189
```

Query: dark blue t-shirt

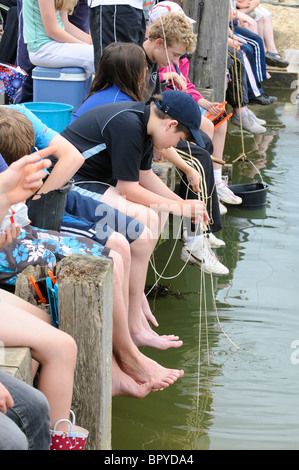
62;101;153;186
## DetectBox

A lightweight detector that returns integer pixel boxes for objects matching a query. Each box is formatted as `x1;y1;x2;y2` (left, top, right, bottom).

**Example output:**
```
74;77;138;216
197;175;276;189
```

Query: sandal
265;51;289;68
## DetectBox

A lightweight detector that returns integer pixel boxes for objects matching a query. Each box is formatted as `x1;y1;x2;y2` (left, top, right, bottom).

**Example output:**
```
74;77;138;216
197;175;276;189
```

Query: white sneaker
216;177;242;205
219;201;227;215
247;108;266;126
231;112;266;134
180;237;229;276
208;232;225;248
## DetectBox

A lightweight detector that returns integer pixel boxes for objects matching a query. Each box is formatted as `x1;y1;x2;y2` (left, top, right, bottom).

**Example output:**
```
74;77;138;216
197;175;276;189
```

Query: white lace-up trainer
208;232;226;248
231;112;266;134
247;108;266;126
219;201;227;215
216;177;242;205
180;235;229;276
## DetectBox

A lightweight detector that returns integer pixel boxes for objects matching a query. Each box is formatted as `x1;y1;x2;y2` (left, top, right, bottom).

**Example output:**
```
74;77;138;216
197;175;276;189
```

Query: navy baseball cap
156;90;205;148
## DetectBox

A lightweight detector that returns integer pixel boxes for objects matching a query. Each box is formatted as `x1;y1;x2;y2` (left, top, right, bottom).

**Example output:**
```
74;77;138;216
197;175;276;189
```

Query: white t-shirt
89;0;143;9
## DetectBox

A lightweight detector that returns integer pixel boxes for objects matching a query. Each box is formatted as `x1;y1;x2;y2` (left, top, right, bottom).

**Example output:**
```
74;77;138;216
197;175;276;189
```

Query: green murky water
112;87;299;450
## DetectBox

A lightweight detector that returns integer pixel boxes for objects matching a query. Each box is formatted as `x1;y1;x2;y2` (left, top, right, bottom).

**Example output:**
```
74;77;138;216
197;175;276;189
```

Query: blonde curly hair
55;0;78;14
148;12;197;54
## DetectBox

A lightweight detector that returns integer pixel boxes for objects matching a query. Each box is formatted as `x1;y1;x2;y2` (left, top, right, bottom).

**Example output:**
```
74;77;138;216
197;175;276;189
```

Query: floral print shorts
0;225;110;285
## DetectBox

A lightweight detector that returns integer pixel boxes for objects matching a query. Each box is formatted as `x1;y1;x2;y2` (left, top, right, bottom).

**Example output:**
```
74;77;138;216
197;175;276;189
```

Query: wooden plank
0;347;33;385
266;67;298;88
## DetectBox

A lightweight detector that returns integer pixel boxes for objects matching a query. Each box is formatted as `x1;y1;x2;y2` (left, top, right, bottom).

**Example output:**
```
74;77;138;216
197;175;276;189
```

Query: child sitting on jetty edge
0;105;184;397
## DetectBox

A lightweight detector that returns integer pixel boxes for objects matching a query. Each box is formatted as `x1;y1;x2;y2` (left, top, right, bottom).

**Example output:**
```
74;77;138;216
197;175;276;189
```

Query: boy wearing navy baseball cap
61;88;229;284
155;90;205;148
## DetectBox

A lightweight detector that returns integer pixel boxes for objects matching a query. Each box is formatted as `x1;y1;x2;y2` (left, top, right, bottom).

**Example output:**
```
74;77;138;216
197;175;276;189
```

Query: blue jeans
0;371;50;450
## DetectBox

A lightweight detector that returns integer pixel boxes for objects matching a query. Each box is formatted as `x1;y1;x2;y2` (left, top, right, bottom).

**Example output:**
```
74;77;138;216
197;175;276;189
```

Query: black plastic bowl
229;182;268;207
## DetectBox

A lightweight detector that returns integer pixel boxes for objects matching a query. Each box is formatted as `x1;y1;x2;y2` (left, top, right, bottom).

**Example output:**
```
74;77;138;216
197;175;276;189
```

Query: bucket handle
52;410;76;433
26;179;74;208
26;191;43;205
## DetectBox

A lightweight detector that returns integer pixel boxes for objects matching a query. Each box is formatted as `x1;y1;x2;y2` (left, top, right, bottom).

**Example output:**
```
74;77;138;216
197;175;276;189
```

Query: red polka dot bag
50;411;89;450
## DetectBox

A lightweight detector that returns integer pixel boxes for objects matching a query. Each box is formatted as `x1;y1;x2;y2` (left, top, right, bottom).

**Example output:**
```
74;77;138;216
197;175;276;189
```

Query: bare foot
115;347;184;391
132;323;183;350
142;293;159;327
112;356;155;398
130;311;183;350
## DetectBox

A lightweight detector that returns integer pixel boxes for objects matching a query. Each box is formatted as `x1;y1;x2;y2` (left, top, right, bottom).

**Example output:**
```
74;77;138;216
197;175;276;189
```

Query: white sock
186;234;203;249
213;168;222;185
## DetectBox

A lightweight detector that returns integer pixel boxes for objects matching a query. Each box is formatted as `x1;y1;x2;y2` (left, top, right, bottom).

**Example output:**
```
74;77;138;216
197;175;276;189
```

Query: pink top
159;57;203;102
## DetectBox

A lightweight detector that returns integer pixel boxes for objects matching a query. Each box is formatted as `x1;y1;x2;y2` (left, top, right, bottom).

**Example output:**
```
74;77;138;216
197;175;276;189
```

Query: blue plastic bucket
23;101;73;132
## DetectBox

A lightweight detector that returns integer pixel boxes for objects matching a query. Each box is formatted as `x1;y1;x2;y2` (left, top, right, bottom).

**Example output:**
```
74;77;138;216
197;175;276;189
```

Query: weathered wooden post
14;255;114;450
183;0;231;101
56;254;113;450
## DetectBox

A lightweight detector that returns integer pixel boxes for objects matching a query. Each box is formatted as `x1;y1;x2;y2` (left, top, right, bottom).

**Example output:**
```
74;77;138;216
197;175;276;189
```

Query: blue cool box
32;66;92;108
